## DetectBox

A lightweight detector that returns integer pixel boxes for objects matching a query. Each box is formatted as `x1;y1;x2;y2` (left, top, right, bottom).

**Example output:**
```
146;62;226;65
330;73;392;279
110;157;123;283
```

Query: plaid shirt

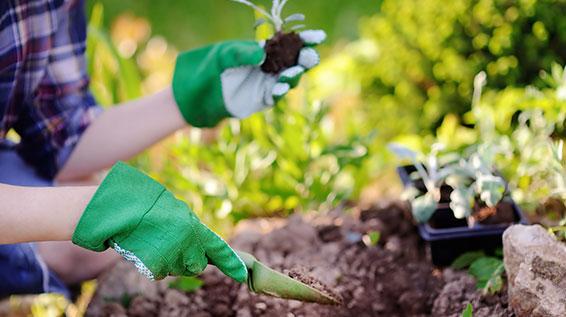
0;0;101;179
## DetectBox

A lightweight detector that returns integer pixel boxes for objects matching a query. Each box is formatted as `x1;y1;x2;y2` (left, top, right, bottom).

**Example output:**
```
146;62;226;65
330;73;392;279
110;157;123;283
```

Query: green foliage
169;277;204;292
469;257;505;295
154;102;376;228
461;303;473;317
549;218;566;243
469;93;565;211
453;251;505;295
349;0;565;138
363;230;381;246
451;251;486;270
86;3;143;106
390;64;566;216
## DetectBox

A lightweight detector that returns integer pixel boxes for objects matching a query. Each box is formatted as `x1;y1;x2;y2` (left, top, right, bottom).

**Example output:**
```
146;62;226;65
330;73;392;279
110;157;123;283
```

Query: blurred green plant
461;303;473;317
169;277;204;292
390;66;565;216
549;218;566;243
452;250;505;295
467;70;566;213
345;0;566;137
155;101;376;230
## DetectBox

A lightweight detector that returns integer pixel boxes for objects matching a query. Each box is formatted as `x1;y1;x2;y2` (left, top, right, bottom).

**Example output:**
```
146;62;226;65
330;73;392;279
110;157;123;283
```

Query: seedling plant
231;0;307;73
389;143;456;222
390;143;508;224
445;145;507;220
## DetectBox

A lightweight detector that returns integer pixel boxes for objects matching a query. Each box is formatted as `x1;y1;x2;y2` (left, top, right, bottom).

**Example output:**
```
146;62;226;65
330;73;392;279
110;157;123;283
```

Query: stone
503;224;566;317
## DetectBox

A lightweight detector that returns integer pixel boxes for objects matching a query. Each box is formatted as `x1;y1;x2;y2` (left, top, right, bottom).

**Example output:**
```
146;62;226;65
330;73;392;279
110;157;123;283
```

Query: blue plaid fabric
0;0;101;179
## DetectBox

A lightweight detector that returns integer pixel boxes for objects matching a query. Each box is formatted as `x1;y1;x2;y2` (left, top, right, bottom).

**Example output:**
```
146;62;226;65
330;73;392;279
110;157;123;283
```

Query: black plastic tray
396;164;528;266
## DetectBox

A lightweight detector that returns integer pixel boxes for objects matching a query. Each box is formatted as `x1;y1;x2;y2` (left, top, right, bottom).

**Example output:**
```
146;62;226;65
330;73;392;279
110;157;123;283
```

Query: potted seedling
231;0;320;74
390;143;526;266
389;143;464;228
446;147;516;226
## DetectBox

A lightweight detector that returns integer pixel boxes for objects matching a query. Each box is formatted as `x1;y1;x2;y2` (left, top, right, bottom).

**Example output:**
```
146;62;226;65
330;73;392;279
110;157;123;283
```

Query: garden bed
87;202;513;317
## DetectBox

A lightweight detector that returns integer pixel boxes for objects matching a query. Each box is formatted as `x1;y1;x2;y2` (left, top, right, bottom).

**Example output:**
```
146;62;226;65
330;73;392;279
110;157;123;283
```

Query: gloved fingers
182;252;209;277
272;83;291;103
200;226;248;283
299;30;327;46
219;41;266;69
278;65;305;88
298;47;320;70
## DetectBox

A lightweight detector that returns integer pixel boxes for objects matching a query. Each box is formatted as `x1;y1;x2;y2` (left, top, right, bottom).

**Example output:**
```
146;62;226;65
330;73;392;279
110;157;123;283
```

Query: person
0;0;325;298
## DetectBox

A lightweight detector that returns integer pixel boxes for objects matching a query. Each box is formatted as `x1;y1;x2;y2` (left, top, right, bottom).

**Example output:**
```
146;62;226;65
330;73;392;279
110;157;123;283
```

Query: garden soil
87;202;514;317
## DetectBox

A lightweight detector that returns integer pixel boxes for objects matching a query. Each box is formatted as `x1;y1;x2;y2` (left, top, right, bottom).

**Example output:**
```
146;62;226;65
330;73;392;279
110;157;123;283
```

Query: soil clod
261;32;303;74
287;268;343;305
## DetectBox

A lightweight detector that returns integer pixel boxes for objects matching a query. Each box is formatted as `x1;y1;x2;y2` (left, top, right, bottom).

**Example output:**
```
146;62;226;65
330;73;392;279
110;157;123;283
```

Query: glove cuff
72;162;165;252
172;48;231;128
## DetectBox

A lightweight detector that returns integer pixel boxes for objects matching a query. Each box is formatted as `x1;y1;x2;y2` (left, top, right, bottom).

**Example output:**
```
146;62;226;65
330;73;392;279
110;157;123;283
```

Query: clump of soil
287;268;343;305
261;31;303;73
87;201;513;316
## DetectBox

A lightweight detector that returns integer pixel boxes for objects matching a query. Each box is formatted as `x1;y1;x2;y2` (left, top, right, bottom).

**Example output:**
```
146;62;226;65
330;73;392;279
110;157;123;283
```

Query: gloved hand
172;30;326;128
71;162;247;283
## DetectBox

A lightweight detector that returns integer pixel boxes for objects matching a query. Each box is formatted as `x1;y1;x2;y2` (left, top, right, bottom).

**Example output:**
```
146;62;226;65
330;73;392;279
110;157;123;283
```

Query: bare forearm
56;87;186;182
0;183;96;244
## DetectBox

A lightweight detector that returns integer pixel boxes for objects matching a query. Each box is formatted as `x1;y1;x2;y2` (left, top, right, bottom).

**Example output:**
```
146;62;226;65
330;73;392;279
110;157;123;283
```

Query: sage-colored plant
230;0;305;32
389;143;455;222
390;142;507;222
446;145;507;219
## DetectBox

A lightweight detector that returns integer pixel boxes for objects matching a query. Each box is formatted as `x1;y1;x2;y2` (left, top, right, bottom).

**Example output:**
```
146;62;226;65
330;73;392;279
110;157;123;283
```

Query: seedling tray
419;203;527;266
396;165;528;266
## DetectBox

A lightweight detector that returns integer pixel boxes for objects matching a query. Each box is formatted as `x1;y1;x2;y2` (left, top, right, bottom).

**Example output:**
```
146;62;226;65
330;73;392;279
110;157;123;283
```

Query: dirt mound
87;202;513;316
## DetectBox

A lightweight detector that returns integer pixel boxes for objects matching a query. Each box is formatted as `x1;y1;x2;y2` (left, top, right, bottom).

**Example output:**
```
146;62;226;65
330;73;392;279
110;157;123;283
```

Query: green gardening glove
71;162;247;283
172;30;326;128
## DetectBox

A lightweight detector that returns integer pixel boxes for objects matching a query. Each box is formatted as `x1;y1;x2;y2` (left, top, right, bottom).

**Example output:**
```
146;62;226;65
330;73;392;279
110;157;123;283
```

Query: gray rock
503;224;566;317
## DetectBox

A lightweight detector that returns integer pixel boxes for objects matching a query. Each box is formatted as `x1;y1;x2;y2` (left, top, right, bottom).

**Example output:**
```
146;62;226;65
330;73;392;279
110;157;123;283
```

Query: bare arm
0;183;96;244
56;87;186;182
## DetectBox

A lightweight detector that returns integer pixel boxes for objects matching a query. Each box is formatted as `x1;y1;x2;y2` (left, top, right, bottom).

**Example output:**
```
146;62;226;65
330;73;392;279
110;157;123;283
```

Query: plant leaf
475;174;505;206
254;18;267;29
285;13;305;23
468;257;504;295
461;303;473;317
388;143;418;161
451;251;486;269
450;186;473;219
290;24;306;31
169;276;204;292
368;231;381;246
411;192;438;223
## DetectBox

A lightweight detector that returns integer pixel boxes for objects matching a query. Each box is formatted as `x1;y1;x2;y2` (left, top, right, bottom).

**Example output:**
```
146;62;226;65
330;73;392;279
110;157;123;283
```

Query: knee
38;241;120;285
